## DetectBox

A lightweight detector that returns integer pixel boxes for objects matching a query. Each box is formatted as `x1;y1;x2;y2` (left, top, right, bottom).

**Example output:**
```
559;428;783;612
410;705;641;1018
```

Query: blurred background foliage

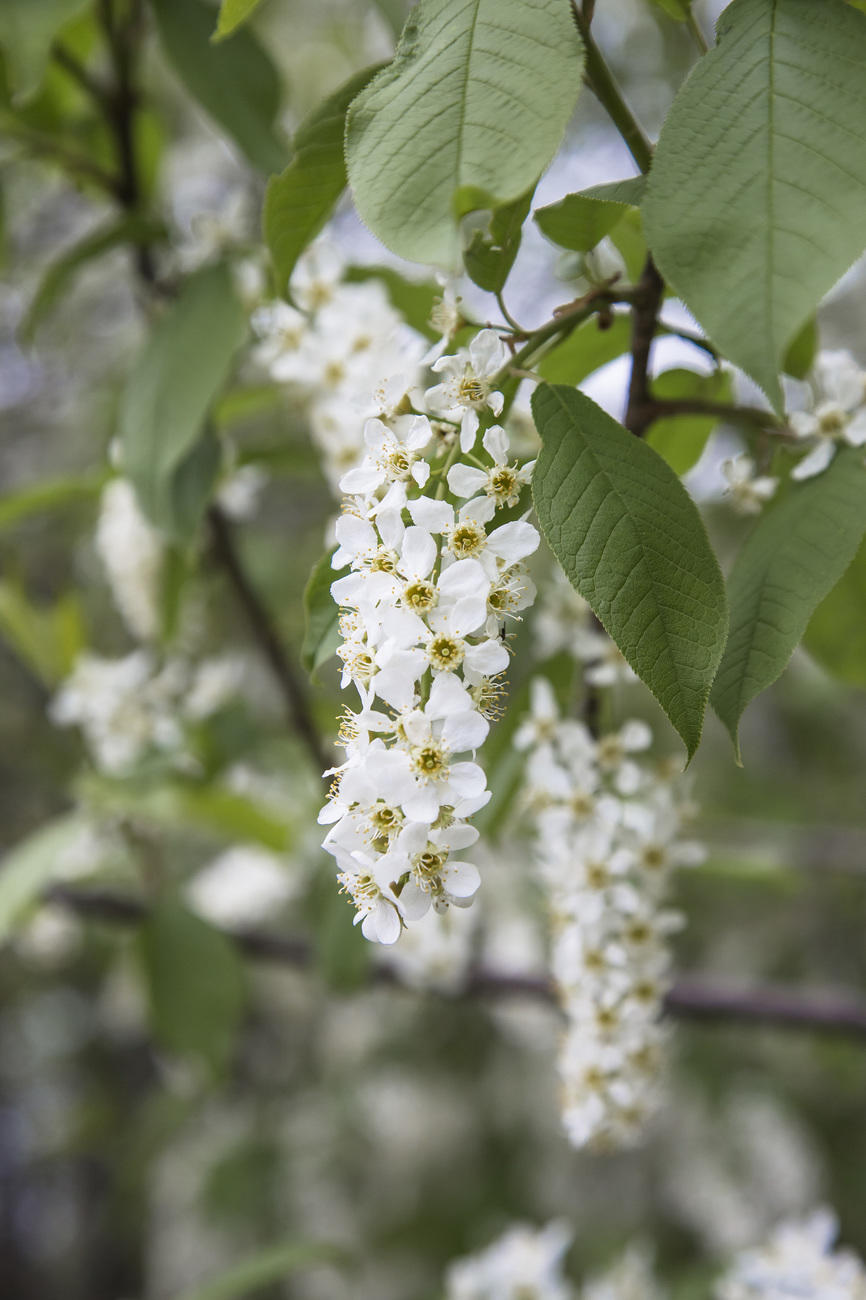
1;1;865;1297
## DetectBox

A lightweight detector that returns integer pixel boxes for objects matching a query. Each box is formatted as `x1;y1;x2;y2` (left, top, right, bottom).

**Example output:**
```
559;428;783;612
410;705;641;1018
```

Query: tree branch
42;884;866;1042
207;505;332;776
625;255;666;437
642;397;784;432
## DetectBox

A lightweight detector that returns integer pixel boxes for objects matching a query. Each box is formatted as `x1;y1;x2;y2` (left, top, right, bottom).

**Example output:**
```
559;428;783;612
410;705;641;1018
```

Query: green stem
686;12;710;54
575;16;653;174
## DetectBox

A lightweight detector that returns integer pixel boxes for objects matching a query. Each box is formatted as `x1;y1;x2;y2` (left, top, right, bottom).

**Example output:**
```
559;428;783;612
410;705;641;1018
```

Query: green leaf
151;0;286;174
345;0;584;265
305;869;371;991
0;0;87;103
711;449;866;754
531;384;728;758
537;313;631;386
0;813;91;944
650;0;692;18
139;899;245;1072
264;65;384;296
804;535;866;687
646;368;733;475
213;0;267;40
0;582;84;686
0;472;105;530
782;316;817;380
118;263;246;541
302;551;342;676
176;1240;344;1300
78;774;294;852
535;177;644;253
21;215;165;342
643;0;866;410
463;189;533;294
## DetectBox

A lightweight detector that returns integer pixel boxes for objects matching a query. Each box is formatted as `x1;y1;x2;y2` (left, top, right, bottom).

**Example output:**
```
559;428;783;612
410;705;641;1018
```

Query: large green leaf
79;774;294;852
0;582;84;686
345;0;584;265
643;0;866;409
0;0;87;103
712;450;866;754
531;384;728;758
537;313;631;386
0;813;92;944
535;177;645;253
646;368;733;475
0;472;105;530
118;263;246;541
264;65;384;296
139;899;245;1072
22;215;165;341
151;0;286;174
804;535;866;687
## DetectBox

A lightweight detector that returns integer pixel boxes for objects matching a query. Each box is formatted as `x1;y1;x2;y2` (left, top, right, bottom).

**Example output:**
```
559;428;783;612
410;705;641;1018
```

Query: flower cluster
251;243;429;494
518;676;702;1150
444;1221;574;1300
789;348;866;480
715;1208;866;1300
50;649;250;775
318;334;539;945
442;1211;866;1300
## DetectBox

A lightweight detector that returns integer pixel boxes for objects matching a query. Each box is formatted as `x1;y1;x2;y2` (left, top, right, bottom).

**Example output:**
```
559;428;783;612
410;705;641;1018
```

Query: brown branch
43;884;866;1042
643;397;784;432
98;0;157;286
624;255;665;437
207;505;332;776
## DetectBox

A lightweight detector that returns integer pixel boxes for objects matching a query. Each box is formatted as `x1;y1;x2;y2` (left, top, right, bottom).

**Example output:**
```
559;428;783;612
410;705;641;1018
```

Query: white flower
425;328;510;451
339;415;433;496
50;651;186;774
444;1221;574;1300
716;1208;866;1300
187;845;294;927
447;425;534;508
721;454;778;514
95;479;163;642
582;1244;665;1300
288;239;344;309
789;349;866;480
217;464;268;519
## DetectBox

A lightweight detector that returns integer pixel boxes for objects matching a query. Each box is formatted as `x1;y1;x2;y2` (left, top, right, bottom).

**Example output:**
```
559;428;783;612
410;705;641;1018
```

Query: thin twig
51;41;109;106
42;884;866;1041
645;397;784;431
98;0;157;285
207;505;332;776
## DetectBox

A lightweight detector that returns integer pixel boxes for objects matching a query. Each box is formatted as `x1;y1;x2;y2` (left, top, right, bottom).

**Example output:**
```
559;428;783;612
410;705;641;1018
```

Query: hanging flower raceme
518;672;703;1152
319;348;539;945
